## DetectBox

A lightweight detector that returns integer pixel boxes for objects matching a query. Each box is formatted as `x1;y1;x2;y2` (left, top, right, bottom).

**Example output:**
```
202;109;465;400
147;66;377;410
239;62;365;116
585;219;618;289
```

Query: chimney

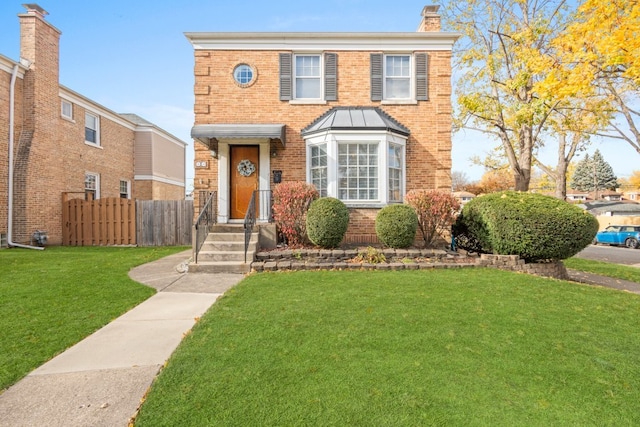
417;5;441;32
22;3;48;19
18;3;61;138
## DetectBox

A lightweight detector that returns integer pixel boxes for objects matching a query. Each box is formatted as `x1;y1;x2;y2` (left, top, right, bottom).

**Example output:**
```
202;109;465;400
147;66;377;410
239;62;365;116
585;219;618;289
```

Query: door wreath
237;159;256;177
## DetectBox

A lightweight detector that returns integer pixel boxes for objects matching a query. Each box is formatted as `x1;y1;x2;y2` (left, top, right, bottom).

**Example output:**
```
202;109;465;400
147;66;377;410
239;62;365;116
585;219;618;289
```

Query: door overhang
191;124;286;147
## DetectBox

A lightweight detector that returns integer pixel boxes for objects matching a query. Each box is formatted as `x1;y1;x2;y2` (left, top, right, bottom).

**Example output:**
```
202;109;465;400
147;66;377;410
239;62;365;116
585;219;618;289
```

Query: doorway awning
191;124;286;146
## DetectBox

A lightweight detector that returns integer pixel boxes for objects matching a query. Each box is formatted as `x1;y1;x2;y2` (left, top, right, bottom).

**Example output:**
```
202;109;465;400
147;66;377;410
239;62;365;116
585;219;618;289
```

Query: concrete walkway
0;250;244;427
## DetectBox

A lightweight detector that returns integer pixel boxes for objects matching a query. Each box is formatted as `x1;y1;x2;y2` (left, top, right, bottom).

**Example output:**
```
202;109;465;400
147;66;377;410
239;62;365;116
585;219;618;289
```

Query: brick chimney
13;4;63;242
417;5;441;32
19;4;60;75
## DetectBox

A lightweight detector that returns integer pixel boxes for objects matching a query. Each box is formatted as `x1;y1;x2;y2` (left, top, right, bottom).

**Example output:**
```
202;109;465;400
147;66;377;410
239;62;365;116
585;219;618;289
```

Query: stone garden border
250;248;569;280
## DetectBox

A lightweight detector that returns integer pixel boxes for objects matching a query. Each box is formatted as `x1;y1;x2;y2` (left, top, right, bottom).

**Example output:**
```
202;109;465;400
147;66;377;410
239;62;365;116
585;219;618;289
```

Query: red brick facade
188;6;458;243
1;5;185;246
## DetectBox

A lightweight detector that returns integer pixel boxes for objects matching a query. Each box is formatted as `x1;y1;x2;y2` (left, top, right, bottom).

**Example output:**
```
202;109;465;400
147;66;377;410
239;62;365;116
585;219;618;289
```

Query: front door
230;145;260;219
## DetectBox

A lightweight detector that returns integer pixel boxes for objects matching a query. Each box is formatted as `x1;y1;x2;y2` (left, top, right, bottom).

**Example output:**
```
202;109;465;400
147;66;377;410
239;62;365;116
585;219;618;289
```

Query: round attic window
233;64;256;87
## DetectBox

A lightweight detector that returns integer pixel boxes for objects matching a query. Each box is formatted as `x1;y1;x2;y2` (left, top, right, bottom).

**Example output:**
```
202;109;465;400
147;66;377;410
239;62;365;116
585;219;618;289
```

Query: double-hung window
85;112;100;146
310;144;328;197
388;144;403;202
384;55;411;100
61;99;73;120
119;180;131;199
295;55;321;99
85;172;99;200
279;52;337;102
370;52;428;102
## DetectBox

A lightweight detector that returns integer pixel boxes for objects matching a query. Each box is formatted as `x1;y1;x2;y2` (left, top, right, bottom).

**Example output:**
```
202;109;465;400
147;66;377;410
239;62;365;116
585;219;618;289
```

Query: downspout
8;63;43;250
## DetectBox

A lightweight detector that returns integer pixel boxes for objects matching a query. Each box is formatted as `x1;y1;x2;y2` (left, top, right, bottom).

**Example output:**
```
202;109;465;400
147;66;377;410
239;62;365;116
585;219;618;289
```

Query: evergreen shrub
306;197;349;248
375;204;418;248
453;191;599;261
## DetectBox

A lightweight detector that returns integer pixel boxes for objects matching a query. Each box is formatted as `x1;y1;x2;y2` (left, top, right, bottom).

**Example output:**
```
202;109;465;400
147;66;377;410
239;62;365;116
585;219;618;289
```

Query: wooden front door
230;145;260;219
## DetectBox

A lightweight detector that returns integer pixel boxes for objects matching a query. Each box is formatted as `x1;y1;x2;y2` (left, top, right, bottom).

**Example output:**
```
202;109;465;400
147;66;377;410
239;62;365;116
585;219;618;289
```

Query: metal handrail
243;190;273;263
193;191;216;264
243;191;257;263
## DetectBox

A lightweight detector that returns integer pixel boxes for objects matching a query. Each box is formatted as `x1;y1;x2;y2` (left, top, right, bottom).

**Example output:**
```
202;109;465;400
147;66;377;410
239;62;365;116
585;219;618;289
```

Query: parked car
593;225;640;248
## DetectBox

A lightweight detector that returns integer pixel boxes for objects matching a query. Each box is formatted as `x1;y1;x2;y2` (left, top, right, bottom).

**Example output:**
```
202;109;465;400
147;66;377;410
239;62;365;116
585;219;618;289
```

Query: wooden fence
62;197;193;246
136;199;193;246
62;197;136;246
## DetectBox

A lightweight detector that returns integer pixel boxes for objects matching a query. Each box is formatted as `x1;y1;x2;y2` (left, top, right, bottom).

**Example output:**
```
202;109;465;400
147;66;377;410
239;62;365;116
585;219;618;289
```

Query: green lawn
135;269;640;426
565;257;640;283
0;246;186;390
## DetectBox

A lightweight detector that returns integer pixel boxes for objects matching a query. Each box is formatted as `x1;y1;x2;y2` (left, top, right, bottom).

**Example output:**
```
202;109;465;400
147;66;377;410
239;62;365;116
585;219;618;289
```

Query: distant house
581;200;640;217
185;5;460;243
594;190;622;202
1;4;187;246
453;191;476;205
566;189;589;202
624;190;640;201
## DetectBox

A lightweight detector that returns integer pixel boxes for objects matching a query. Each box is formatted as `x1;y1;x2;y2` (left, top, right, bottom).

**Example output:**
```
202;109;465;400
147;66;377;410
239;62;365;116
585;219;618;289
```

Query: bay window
306;133;406;206
303;107;409;205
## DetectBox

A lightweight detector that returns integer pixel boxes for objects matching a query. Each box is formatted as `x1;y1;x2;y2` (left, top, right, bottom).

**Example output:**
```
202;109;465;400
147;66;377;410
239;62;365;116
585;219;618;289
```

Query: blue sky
0;1;635;190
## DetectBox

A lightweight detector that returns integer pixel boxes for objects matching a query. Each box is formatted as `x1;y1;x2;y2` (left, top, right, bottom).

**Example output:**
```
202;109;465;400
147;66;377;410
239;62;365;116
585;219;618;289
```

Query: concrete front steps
189;224;258;274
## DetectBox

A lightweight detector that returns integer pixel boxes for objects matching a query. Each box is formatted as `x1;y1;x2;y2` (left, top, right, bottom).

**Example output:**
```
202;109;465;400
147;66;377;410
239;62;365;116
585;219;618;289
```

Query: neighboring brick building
186;5;459;243
1;4;187;246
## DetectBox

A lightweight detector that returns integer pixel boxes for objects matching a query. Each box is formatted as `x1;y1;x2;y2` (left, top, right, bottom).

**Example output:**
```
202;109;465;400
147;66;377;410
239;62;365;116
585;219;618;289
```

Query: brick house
1;4;187;246
186;5;459;243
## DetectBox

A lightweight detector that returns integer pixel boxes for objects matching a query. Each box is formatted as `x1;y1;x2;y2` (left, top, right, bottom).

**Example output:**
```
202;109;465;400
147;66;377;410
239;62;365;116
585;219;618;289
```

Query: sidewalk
567;268;640;295
0;250;244;427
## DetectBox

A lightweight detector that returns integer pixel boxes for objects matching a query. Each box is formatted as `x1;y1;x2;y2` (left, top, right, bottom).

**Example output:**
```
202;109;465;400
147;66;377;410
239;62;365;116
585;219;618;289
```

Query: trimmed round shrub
306;197;349;248
375;204;418;248
453;191;599;261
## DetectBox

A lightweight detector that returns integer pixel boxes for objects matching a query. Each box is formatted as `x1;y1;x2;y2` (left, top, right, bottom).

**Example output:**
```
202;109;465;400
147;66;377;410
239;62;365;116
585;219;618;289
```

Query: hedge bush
375;204;418;248
452;191;599;261
306;197;349;248
272;181;319;247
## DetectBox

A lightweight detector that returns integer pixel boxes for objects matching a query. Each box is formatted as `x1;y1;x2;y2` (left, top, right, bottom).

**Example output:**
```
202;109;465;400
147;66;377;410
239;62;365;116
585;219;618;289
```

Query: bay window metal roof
191;124;286;145
301;107;410;137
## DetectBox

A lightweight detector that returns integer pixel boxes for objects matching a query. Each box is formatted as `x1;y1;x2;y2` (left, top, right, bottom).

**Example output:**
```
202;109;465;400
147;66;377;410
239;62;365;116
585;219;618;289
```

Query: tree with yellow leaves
543;0;640;154
438;0;572;192
628;170;640;189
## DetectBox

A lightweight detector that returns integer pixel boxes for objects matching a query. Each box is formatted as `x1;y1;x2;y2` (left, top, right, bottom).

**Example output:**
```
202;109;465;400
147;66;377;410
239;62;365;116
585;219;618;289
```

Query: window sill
343;203;387;209
84;141;103;149
289;99;327;105
381;99;418;105
61;116;75;123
